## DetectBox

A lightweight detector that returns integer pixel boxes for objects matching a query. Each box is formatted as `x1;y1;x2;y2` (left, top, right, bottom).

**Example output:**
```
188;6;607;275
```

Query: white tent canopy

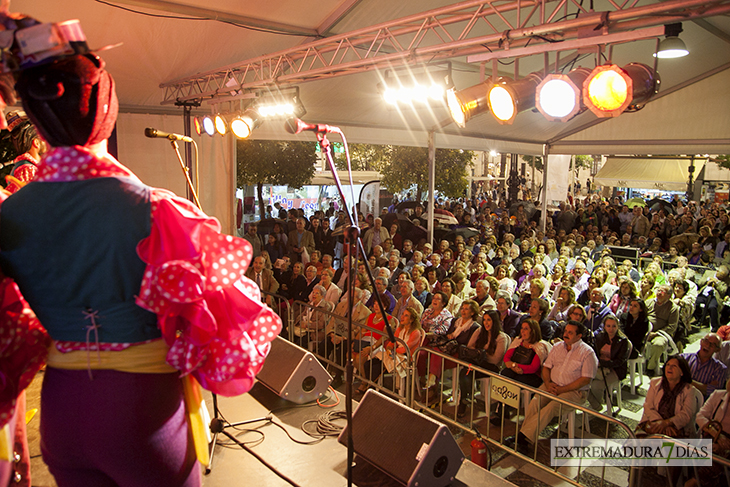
10;0;730;233
594;157;706;191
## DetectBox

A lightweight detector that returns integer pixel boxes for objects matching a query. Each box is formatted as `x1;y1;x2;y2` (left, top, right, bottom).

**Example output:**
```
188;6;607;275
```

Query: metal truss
160;0;730;105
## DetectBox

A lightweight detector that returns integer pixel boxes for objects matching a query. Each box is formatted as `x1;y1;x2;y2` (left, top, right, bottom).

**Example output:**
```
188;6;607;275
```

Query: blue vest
0;177;161;344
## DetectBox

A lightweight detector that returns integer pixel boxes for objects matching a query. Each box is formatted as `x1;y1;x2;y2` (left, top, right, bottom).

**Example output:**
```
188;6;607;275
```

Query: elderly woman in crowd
638;355;698;438
589;315;631;413
608;276;637;316
547;286;576;323
413;276;433;309
517;279;545;313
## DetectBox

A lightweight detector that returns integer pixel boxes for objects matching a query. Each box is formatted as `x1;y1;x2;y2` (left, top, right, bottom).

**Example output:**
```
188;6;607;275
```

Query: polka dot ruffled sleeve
135;188;282;396
0;189;50;428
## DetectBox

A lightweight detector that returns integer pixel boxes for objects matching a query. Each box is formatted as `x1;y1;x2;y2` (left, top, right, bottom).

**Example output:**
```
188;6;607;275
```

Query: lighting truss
160;0;730;105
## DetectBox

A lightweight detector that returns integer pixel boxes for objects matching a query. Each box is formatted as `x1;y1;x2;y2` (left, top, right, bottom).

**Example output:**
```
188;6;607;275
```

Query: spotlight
583;63;659;118
193;117;203;136
488;73;543;124
256;92;306;119
202;116;215;136
535;68;591;122
214;115;227;135
446;82;490;128
230;109;261;139
655;23;689;59
379;64;453;107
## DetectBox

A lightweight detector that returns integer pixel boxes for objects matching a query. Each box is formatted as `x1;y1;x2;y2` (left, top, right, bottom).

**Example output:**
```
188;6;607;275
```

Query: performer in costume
0;15;281;487
4;110;45;193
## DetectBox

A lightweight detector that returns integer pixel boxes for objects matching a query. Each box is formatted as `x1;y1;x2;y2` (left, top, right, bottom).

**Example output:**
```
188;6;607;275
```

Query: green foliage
381;145;474;199
574;155;594;176
334;143;388;171
236;139;316;189
716;155;730;169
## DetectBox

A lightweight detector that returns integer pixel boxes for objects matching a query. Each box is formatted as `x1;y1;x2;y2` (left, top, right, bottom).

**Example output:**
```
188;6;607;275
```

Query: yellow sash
46;340;210;466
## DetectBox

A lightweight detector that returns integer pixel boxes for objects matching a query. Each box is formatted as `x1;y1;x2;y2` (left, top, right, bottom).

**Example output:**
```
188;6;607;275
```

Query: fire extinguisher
471;426;490;469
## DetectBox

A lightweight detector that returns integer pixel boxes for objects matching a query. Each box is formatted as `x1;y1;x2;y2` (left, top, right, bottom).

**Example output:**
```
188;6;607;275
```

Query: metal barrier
261;291;293;335
287;300;417;404
642;434;730;487
411;346;638;487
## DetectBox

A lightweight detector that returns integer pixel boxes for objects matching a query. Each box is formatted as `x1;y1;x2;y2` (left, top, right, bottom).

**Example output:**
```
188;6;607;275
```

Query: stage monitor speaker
339;390;464;487
256;336;331;404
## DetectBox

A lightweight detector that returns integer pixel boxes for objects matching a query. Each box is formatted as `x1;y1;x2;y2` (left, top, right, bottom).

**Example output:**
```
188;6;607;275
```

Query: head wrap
15;53;118;147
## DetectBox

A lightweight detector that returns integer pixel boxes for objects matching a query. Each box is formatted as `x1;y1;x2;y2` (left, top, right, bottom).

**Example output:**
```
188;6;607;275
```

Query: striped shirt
680;352;727;397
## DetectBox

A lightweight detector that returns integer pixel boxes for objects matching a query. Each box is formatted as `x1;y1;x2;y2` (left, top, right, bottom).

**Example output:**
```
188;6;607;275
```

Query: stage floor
201;383;512;487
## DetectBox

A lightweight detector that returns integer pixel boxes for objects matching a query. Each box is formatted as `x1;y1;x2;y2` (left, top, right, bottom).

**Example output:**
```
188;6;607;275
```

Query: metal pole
541;145;549;233
428;131;436;246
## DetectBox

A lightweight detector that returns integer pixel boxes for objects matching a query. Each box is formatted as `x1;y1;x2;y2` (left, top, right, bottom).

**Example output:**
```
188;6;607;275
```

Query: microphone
284;118;340;135
144;127;194;143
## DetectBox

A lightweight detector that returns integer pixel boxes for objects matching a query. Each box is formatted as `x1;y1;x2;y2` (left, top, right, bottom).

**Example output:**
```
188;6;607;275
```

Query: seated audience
456;309;510;417
645;284;680;376
507;321;598;448
680;333;727;399
419;300;480;397
358;307;424;393
638;355;698;439
589;315;631;412
619;298;651;359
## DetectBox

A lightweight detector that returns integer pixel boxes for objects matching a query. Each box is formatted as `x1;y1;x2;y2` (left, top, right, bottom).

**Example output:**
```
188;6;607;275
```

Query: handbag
458;345;489;368
440;339;459;356
510;345;536;365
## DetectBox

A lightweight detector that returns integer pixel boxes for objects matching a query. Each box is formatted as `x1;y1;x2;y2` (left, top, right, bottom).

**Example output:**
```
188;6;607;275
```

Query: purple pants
40;368;201;487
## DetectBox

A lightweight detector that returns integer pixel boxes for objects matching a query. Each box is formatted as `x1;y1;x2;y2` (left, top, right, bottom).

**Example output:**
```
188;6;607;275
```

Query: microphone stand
165;136;238;474
313;130;396;487
169;139;202;210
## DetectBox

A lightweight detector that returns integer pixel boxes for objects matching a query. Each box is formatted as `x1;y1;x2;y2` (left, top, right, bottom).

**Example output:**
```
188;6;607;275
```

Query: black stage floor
201;383;516;487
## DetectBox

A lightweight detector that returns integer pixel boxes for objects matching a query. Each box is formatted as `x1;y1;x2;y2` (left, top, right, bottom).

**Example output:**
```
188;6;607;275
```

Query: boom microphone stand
284;117;396;487
153;130;258;474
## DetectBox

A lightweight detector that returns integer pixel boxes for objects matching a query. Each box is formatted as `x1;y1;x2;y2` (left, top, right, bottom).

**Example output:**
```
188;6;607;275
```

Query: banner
544;154;572;204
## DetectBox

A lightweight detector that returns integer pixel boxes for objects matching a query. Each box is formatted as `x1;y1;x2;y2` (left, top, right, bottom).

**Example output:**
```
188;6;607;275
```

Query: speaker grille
257;336;306;391
342;391;442;485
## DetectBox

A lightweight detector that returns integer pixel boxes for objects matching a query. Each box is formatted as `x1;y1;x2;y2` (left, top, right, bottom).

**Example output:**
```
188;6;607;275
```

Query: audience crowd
244;194;730;475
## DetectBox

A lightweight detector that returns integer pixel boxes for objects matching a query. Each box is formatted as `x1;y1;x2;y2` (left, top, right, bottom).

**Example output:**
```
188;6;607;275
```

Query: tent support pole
428;131;435;245
541;144;549;233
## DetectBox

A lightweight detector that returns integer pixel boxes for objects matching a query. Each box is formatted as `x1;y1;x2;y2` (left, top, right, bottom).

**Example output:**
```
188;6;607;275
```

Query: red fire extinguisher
471;426;489;469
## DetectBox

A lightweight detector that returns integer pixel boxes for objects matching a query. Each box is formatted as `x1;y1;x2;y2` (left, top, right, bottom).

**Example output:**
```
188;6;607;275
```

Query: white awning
309;171;381;186
594;158;706;191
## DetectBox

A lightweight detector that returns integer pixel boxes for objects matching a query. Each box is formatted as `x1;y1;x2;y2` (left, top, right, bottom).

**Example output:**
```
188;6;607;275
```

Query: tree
716;155;730;169
333;143;388;172
237;140;317;219
380;146;474;200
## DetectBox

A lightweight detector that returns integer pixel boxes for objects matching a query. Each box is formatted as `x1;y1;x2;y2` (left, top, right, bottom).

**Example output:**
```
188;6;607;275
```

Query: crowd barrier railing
642;434;730;487
261;296;640;487
261;291;293;329
287;300;417;404
411;346;638;487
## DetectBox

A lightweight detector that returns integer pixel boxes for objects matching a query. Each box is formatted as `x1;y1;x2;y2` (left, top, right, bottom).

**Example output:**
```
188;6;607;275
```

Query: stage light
193;117;203;136
379;64;453;107
202;116;215;136
214;115;227;135
230;109;261;139
446;82;490;128
583;63;659;117
655;23;689;59
535;68;591;122
487;73;543;124
256;91;306;119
